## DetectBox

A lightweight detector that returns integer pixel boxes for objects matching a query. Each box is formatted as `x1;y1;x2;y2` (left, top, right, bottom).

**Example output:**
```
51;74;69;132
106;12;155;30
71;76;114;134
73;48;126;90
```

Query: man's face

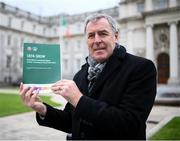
85;18;118;63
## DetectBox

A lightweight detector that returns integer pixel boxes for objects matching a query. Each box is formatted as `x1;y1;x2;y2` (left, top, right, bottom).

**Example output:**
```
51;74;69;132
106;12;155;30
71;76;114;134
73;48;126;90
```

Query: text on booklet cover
23;43;61;84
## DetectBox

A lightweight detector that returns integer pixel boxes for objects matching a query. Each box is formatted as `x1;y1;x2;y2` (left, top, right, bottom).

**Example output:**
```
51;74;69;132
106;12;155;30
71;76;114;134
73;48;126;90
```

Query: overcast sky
0;0;120;16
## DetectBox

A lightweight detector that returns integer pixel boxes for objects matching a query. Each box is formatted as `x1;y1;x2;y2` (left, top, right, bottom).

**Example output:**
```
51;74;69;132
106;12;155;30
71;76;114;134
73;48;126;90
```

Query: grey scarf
87;56;106;92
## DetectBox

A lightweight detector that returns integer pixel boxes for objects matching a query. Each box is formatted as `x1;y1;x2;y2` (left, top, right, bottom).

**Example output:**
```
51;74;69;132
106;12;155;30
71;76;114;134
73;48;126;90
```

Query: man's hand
19;83;47;116
51;80;83;107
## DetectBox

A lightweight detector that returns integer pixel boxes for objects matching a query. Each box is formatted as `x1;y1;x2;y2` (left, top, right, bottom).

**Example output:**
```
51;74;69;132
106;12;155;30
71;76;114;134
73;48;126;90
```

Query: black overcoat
37;45;157;140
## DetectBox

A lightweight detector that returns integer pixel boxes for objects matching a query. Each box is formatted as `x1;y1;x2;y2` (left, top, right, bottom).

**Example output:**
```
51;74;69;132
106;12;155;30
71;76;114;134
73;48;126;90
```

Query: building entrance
157;53;169;84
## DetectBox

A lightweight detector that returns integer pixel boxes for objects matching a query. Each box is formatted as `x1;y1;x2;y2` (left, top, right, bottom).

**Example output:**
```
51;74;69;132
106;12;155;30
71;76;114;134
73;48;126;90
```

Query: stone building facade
0;0;179;85
118;0;180;84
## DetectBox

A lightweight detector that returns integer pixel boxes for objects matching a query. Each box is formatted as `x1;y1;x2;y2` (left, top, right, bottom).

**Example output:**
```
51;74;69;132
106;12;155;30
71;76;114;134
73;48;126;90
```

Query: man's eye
88;34;95;38
99;32;108;36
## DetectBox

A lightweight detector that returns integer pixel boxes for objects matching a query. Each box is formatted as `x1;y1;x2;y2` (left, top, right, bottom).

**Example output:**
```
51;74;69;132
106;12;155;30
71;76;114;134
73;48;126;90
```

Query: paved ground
0;86;180;140
0;112;67;140
0;94;67;140
1;104;179;140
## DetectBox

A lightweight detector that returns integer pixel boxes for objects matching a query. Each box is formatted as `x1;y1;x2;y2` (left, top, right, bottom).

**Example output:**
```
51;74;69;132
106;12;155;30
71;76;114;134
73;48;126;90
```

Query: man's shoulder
121;51;155;71
115;44;152;64
126;53;156;72
126;51;151;63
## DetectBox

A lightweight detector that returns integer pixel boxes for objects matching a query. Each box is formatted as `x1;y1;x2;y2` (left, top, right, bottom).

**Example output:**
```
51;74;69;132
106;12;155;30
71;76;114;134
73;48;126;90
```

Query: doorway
157;53;169;84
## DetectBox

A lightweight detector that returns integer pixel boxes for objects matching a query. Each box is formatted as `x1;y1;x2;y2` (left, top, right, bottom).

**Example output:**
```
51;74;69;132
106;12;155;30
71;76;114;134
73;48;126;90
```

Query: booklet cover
23;43;61;93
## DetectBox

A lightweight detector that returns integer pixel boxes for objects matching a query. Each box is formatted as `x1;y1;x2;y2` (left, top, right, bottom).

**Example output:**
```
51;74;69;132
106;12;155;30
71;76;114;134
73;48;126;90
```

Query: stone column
146;0;153;11
127;29;134;54
169;0;177;7
0;34;3;81
168;21;179;84
146;25;154;62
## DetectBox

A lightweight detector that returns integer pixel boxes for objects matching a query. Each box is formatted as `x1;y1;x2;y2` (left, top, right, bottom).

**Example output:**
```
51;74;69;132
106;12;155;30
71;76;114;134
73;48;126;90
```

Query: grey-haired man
20;13;156;140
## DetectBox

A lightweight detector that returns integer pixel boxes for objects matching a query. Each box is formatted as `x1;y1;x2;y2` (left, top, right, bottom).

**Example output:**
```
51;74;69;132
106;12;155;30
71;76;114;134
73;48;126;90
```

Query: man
20;13;157;140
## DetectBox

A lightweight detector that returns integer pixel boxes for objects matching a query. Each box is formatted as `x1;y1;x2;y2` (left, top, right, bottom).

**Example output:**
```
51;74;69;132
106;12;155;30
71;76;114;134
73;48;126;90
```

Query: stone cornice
0;24;84;39
143;6;180;17
0;25;49;38
118;14;144;23
119;0;142;5
118;6;180;24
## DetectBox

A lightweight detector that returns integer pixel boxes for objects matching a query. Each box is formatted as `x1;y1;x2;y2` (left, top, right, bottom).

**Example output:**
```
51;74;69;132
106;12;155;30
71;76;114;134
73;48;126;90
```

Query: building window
119;29;127;47
8;17;12;27
7;35;11;46
6;55;11;68
20;38;24;51
54;28;57;35
77;23;81;32
33;24;36;32
21;21;24;29
77;40;81;50
137;2;144;12
153;0;168;10
20;57;23;68
13;37;18;47
63;59;69;70
0;34;5;46
74;40;81;51
64;41;69;52
76;58;81;70
43;27;46;35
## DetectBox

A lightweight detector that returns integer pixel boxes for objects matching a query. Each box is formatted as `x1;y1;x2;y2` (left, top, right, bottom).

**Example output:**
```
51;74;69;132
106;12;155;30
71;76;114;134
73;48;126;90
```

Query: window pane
137;2;144;12
6;56;11;68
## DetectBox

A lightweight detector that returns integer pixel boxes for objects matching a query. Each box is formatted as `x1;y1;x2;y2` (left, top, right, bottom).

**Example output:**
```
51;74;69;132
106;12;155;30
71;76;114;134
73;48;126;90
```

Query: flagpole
59;15;64;79
59;15;72;79
59;15;64;47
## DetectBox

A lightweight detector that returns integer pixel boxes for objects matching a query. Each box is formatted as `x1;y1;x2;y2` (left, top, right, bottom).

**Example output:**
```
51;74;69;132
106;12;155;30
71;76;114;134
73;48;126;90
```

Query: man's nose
94;33;101;43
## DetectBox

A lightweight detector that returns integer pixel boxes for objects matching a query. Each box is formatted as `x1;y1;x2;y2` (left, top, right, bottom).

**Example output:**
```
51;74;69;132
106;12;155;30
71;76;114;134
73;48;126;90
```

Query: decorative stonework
154;24;169;50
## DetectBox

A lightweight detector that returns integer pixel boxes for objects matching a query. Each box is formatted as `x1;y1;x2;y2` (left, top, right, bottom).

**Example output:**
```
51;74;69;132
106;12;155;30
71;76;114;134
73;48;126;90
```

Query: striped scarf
87;56;106;93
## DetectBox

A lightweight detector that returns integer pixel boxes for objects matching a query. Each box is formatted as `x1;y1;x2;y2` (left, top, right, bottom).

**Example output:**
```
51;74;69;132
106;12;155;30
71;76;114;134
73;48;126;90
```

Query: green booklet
23;43;61;93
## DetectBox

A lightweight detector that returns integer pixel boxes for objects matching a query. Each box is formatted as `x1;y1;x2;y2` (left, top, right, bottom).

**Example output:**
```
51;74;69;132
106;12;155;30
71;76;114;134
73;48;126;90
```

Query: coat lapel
89;45;126;96
77;63;89;96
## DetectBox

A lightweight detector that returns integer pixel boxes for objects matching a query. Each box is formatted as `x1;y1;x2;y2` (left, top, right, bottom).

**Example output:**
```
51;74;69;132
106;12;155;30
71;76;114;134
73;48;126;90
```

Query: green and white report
23;43;61;93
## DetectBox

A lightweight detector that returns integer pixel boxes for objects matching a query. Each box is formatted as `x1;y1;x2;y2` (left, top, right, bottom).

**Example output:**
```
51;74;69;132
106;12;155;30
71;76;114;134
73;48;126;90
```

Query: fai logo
27;46;32;51
27;46;38;52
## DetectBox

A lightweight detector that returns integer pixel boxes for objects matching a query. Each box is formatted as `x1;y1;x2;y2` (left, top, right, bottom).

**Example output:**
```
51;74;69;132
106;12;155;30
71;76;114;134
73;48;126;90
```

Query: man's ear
115;32;119;42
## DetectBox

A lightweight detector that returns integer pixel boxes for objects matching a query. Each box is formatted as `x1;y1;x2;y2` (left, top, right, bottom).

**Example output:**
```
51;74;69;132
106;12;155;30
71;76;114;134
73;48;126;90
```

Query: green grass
0;93;61;117
149;117;180;140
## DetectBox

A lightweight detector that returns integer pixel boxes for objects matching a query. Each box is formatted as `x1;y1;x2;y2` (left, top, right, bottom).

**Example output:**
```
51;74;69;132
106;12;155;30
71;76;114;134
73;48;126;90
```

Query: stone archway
157;53;169;84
